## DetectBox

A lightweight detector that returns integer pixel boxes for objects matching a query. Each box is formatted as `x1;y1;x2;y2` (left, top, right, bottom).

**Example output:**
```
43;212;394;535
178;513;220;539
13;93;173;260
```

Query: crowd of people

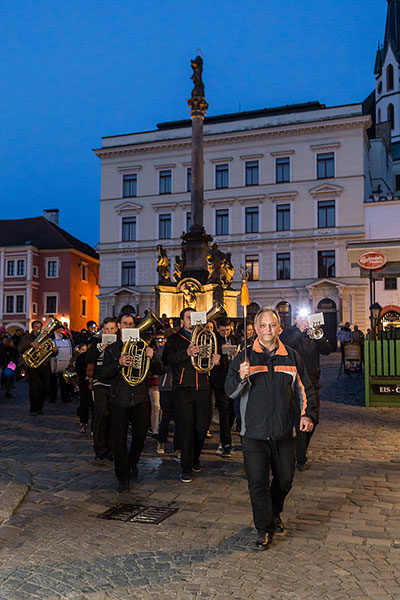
1;307;335;551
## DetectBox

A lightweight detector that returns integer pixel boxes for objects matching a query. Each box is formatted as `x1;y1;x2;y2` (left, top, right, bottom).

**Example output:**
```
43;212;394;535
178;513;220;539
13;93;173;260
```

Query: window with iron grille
317;153;334;179
277;253;291;280
159;170;172;194
46;296;57;314
245;207;259;233
215;209;229;235
245;254;259;281
122;216;136;242
16;295;24;313
215;164;229;189
276;204;290;231
159;214;171;239
276;157;290;183
245;161;259;186
121;261;136;286
318;250;335;278
318;200;335;228
122;174;137;198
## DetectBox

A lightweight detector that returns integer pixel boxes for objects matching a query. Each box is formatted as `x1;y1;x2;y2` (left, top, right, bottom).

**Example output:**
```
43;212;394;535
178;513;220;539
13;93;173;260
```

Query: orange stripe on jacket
179;368;185;384
274;365;297;374
252;337;288;356
249;365;268;374
297;373;308;416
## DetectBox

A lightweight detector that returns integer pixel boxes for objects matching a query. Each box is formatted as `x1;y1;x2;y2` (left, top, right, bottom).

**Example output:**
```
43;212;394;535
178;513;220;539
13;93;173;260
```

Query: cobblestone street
1;361;400;600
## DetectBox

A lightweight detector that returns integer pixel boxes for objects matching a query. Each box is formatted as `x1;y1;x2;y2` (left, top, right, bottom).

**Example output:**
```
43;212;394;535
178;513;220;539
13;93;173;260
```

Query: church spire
384;0;400;55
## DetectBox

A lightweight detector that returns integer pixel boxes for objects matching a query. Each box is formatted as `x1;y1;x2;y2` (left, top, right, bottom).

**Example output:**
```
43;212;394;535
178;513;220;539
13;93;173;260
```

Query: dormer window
387;64;394;91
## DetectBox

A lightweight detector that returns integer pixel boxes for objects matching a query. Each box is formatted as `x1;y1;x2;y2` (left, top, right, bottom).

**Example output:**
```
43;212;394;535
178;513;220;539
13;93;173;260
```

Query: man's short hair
117;313;135;324
216;317;231;328
86;320;96;328
31;320;42;327
254;306;281;328
103;316;118;326
180;307;195;320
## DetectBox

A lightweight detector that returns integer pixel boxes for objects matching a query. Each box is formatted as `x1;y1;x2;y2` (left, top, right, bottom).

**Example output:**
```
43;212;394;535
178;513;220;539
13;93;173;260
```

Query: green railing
365;333;400;406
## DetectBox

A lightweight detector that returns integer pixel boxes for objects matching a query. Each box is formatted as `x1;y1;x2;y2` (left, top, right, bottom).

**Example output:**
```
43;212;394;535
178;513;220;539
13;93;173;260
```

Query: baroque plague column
154;57;239;317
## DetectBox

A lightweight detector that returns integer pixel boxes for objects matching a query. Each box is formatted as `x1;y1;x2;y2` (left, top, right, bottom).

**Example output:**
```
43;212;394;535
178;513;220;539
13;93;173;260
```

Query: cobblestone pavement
0;365;400;600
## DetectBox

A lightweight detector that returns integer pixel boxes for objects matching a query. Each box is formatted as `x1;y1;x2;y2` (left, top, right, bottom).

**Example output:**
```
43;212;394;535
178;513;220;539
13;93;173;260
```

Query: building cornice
309;183;344;198
93;115;372;160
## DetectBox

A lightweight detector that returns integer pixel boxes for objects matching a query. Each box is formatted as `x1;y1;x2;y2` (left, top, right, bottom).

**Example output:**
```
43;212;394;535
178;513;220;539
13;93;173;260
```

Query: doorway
317;298;338;351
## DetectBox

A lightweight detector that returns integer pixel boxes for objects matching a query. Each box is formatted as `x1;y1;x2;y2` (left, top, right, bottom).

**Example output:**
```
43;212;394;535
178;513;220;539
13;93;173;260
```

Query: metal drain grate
98;503;178;524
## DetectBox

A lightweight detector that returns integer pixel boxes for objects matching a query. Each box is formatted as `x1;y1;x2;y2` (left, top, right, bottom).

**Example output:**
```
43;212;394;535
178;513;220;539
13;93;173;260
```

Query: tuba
23;317;64;369
191;302;225;374
121;310;163;386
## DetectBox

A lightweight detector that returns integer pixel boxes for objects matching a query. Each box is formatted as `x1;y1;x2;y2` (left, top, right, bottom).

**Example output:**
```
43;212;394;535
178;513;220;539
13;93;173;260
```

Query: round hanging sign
357;251;387;270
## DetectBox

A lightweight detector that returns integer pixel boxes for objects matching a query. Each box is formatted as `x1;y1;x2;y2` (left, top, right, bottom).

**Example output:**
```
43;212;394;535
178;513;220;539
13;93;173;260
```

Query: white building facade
94;101;378;348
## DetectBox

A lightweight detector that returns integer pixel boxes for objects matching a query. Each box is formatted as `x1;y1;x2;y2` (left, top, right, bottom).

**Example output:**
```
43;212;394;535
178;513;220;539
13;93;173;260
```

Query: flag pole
240;267;250;364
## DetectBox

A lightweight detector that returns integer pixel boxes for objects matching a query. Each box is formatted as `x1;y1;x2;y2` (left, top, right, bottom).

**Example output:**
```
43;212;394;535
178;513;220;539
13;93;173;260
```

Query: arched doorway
317;298;337;351
276;301;292;330
120;304;136;317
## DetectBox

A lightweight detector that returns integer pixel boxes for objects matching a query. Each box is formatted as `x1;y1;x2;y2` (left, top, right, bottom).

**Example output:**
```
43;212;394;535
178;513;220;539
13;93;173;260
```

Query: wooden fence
364;331;400;406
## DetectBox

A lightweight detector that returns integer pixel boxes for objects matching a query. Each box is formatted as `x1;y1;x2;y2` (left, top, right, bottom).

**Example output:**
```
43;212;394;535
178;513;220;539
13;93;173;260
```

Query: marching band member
162;308;220;483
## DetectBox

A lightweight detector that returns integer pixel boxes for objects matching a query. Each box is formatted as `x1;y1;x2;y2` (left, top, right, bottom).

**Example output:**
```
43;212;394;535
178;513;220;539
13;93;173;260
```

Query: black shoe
94;456;106;466
37;409;43;415
296;462;310;472
222;445;232;458
129;465;138;480
5;392;12;398
255;532;274;551
180;472;192;483
117;480;130;493
30;411;39;416
274;516;286;535
192;461;201;473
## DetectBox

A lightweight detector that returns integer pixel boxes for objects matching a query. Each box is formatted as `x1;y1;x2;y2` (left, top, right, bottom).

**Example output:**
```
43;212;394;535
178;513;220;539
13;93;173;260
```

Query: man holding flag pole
225;294;316;551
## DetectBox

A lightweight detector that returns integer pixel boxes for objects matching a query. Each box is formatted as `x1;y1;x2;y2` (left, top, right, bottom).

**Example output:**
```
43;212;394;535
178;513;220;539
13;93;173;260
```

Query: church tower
375;0;400;144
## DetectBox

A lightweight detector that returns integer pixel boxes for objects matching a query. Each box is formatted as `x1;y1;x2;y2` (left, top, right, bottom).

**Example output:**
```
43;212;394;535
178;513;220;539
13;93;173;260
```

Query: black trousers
92;385;112;458
158;390;181;450
50;373;71;403
27;364;51;412
214;388;235;447
242;436;295;535
295;386;320;465
110;401;150;483
79;386;93;425
174;388;211;474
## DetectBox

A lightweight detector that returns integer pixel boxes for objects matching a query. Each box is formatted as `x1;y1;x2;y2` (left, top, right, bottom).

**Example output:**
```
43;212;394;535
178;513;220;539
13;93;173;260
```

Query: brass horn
191;302;226;374
23;317;64;369
121;310;163;386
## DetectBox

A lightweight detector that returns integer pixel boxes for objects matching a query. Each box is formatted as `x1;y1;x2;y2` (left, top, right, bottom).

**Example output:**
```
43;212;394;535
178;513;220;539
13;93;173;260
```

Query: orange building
0;210;99;333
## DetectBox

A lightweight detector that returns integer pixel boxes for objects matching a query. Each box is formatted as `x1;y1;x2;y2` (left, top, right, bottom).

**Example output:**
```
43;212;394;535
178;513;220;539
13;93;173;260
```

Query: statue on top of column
191;56;205;98
157;244;171;284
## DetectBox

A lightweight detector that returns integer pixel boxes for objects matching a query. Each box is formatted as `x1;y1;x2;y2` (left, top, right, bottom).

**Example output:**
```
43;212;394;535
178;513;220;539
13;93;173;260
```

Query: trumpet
121;310;163;386
305;313;325;340
191;302;225;374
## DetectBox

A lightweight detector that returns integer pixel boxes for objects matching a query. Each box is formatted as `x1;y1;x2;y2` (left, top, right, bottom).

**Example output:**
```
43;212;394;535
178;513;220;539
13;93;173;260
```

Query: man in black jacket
162;307;220;483
210;317;238;458
280;312;331;471
225;307;316;551
102;313;160;492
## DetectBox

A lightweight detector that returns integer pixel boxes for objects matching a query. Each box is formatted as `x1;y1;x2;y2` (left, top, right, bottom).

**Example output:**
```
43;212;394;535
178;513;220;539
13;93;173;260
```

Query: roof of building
375;0;400;74
0;216;98;260
156;101;325;131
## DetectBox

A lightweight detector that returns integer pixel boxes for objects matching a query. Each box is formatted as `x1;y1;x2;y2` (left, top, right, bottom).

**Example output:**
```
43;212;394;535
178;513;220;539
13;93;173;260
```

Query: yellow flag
241;280;250;306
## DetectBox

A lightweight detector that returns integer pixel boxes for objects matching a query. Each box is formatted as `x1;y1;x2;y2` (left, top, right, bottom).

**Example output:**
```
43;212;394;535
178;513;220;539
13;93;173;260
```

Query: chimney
43;208;59;226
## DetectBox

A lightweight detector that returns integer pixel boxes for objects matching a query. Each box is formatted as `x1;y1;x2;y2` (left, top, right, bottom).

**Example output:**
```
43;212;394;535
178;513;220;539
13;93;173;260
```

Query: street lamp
370;302;382;339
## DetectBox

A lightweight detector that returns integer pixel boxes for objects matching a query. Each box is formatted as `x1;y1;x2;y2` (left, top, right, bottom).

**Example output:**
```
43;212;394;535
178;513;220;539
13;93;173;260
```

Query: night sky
0;0;387;247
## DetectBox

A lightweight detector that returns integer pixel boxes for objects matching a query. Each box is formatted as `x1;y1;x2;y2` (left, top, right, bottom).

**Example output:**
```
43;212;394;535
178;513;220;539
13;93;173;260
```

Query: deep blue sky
0;0;388;247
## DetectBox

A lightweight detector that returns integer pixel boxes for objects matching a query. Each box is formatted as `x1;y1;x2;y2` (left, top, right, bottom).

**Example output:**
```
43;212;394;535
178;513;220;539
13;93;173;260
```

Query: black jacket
162;328;210;391
102;339;161;407
225;337;316;441
86;340;110;386
210;331;238;390
279;326;331;386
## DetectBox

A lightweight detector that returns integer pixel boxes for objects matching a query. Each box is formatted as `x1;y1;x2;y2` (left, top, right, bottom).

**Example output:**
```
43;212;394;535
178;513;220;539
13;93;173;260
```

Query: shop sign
358;251;387;270
372;384;400;395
